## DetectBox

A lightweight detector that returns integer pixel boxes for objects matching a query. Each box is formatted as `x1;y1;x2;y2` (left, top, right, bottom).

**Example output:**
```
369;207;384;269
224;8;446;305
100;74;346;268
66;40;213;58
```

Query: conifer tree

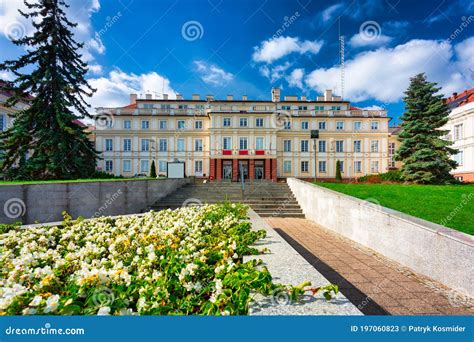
395;73;457;184
150;160;157;178
335;160;342;181
0;0;97;180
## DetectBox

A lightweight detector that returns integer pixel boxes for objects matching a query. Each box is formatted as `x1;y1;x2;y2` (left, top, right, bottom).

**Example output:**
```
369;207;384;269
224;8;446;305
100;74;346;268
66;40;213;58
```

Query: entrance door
238;160;248;180
222;161;232;180
254;160;264;180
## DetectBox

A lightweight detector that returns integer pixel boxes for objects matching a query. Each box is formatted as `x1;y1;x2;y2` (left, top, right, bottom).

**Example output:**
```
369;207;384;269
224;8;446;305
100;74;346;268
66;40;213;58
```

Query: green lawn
0;177;160;185
314;182;474;235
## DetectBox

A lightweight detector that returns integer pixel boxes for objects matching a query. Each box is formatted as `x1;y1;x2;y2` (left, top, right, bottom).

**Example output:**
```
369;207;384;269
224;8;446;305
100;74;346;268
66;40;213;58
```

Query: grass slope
315;182;474;235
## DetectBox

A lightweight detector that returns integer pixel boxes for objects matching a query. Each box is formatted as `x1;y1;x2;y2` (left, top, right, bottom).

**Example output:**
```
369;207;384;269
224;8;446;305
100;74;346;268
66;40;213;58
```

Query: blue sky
0;0;473;124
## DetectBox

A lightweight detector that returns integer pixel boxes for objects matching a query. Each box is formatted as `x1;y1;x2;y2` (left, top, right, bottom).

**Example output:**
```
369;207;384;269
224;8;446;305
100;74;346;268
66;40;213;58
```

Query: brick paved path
266;218;474;315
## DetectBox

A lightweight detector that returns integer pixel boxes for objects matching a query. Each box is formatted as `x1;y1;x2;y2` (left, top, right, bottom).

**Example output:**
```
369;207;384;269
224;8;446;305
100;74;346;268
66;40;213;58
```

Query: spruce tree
0;0;97;180
395;73;457;184
150;160;157;178
335;160;342;181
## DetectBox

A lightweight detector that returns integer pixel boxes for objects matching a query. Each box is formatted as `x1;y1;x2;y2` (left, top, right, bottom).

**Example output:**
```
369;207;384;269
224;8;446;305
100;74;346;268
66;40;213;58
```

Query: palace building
93;88;395;181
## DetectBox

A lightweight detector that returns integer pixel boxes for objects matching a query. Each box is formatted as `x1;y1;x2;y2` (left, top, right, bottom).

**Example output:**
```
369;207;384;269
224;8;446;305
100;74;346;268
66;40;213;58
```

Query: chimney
227;95;233;101
163;94;168;100
192;94;200;100
145;93;152;100
271;87;281;102
301;95;307;101
242;95;248;101
324;89;332;101
130;93;137;104
206;95;214;101
176;94;183;100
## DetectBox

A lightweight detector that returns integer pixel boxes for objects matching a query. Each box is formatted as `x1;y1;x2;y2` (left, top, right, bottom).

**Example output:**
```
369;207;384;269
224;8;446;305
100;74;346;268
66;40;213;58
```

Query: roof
389;126;401;135
0;80;34;101
444;88;474;110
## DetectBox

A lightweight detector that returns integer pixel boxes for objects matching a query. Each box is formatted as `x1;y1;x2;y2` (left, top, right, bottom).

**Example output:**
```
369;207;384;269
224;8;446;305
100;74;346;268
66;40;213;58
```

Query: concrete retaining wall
0;178;189;224
287;177;474;297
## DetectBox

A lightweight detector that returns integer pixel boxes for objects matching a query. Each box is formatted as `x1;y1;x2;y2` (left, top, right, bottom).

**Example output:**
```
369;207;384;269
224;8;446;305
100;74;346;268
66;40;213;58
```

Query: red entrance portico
209;158;277;182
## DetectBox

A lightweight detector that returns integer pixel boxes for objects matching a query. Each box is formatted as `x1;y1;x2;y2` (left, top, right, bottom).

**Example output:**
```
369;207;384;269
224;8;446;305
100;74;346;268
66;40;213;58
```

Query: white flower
97;306;111;315
29;295;43;307
44;295;60;313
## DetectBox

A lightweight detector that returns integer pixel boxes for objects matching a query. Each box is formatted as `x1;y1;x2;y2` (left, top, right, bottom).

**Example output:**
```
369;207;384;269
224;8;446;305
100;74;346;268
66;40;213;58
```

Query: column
265;158;271;180
232;159;238;181
209;158;215;180
249;159;255;180
216;159;222;180
271;158;277;182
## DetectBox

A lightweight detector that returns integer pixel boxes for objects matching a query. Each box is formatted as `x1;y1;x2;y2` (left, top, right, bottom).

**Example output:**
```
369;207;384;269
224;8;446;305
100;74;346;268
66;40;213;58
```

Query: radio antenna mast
339;19;345;100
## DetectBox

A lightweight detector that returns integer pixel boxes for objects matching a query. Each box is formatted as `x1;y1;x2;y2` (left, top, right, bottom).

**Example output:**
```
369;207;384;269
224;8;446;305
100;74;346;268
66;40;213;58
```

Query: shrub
91;171;124;179
358;170;402;183
335;161;342;182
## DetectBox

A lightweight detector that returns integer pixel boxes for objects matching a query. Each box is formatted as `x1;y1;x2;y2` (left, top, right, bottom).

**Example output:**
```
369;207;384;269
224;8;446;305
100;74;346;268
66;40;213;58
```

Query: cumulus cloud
259;62;291;83
286;68;304;89
321;3;343;22
305;38;473;103
252;36;323;64
88;70;176;109
348;32;392;48
194;60;234;86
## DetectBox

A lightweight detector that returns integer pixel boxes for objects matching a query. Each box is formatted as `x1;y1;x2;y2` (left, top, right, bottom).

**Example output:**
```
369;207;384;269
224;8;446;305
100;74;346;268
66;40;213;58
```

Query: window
159;139;167;152
353;140;361;153
298;106;308;110
281;105;291;110
318;140;326;152
370;140;379;153
336;140;344;153
354;161;362;173
338;161;344;173
123;160;131;173
159;160;167;173
239;118;248;127
371;121;379;130
301;121;309;130
141;139;149;151
318;121;326;130
178;104;188;109
239;137;248;150
332;106;341;110
159;120;167;130
284;121;291;130
177;120;186;130
454;124;463;140
300;140;309;152
177;139;185;152
141;120;149;129
140;160;149;173
301;161;309;173
354;121;362;131
195;139;203;152
370;161;379;173
123;120;131;129
318;161;326;173
104;119;113;129
105;160;113;172
223;137;232;150
256;118;264;127
283;140;291;152
195;160;203;174
388;142;396;168
123;138;131;152
195;120;203;129
223;118;231;127
256;137;264;150
105;139;113;151
315;106;324;111
143;103;154;109
454;151;464;166
283;160;291;173
336;121;344;130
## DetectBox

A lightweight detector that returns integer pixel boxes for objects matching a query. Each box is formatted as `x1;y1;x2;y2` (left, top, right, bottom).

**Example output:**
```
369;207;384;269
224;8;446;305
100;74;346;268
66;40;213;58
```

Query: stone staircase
149;180;305;218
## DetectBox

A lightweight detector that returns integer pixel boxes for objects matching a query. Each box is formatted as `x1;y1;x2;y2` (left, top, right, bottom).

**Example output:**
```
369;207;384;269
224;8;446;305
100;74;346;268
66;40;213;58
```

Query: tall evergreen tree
395;73;457;184
335;160;342;181
0;0;97;180
150;160;157;178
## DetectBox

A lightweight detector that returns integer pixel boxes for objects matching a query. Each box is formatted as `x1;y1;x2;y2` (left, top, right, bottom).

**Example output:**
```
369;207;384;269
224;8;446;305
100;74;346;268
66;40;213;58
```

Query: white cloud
88;64;103;75
286;68;304;89
305;38;473;103
0;70;14;81
252;36;323;64
88;70;176;108
0;0;104;65
194;61;233;86
321;3;343;22
348;32;392;48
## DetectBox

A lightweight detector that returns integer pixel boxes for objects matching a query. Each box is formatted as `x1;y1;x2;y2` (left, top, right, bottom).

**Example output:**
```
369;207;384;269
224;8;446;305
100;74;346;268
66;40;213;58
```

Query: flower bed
1;203;336;315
